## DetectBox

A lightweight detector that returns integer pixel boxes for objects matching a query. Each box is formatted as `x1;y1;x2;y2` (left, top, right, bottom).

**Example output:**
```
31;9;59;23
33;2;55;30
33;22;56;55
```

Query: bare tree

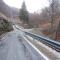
55;21;60;40
49;0;60;38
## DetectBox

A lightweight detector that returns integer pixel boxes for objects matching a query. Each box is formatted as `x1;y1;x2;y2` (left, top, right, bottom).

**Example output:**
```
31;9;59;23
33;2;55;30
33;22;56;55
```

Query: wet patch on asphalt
18;36;33;60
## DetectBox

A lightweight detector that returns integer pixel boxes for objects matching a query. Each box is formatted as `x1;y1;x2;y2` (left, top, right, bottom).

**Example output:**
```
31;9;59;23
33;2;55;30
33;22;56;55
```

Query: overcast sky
3;0;49;13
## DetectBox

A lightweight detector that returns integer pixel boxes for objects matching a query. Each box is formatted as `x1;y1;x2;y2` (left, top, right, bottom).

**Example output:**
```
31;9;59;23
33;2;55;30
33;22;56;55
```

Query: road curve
0;26;45;60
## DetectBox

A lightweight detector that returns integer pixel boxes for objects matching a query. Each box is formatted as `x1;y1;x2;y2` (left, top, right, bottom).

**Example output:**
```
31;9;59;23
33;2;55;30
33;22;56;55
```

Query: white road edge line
23;36;49;60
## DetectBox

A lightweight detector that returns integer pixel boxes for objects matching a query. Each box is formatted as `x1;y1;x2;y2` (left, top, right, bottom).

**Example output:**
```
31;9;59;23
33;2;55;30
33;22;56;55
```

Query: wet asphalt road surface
0;26;45;60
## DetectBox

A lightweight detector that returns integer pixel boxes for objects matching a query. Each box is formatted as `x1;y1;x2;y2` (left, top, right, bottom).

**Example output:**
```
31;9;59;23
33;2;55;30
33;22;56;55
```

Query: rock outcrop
0;12;13;35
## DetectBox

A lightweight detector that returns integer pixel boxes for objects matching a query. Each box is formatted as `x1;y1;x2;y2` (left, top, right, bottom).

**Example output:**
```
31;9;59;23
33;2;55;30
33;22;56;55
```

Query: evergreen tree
19;1;29;24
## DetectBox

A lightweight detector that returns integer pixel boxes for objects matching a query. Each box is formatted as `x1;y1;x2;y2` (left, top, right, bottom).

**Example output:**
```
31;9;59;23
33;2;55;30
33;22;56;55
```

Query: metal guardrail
24;31;60;52
15;25;60;52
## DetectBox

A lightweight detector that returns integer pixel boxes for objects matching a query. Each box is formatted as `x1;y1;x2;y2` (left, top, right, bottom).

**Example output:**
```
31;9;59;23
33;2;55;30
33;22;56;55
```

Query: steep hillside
0;0;20;24
0;0;19;17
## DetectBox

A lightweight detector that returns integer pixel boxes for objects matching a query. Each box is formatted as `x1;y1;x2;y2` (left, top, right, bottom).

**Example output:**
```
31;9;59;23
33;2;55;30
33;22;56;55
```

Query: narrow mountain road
0;26;45;60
